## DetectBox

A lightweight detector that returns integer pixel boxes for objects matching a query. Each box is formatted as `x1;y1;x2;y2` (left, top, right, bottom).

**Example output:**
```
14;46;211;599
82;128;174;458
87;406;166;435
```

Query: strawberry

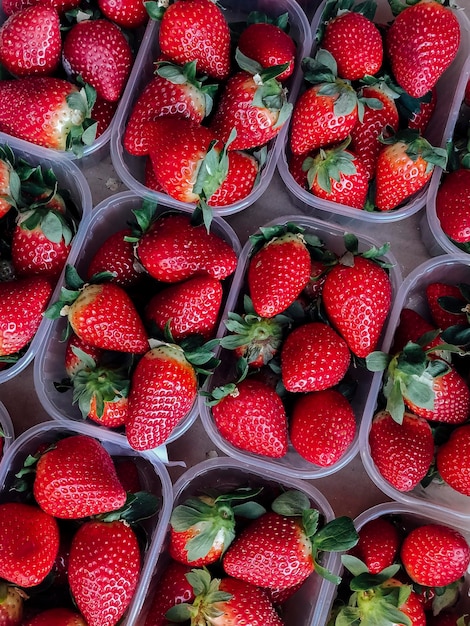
64;333;104;379
45;265;149;354
33;434;127;518
145;275;223;340
435;168;470;248
62;19;133;103
2;0;80;15
426;282;468;329
206;149;259;207
86;228;142;287
400;523;470;587
0;77;96;154
144;157;165;192
167;570;284;626
348;516;400;574
210;377;288;458
68;519;141;626
236;19;296;82
125;342;198;450
0;276;53;356
223;490;358;589
0;584;25;626
156;0;231;80
98;0;148;28
391;307;440;354
427;611;470;626
281;321;351;393
0;148;20;219
91;97;117;138
375;129;447;211
0;502;59;587
143;561;194;626
368;410;434;492
0;5;61;77
114;458;141;493
247;226;311;318
22;608;86;626
289;50;358;155
11;205;75;279
302;143;369;209
436;423;470;496
289;389;356;467
385;0;460;99
123;60;217;157
319;6;383;81
288;151;312;189
406;87;437;133
132;209;237;283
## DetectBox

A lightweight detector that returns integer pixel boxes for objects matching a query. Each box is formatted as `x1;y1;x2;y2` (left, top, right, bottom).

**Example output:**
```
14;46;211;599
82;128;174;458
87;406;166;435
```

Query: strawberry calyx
336;232;392;271
97;489;160;524
379;128;448;174
65;82;98;157
303;138;359;193
16;205;76;246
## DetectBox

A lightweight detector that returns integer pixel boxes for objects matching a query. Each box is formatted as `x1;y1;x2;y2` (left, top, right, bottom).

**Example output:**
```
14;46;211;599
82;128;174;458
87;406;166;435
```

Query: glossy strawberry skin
391;307;440;353
436;423;470;496
435;168;470;244
143;561;194;626
349;517;400;575
86;228;142;288
215;577;284;626
22;608;86;625
98;0;148;29
426;282;467;329
2;0;80;15
237;22;296;81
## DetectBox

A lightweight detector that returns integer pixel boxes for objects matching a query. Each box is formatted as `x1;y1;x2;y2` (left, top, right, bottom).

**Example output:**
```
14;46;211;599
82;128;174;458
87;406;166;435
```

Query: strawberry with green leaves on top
64;333;104;379
143;561;194;626
86;228;142;288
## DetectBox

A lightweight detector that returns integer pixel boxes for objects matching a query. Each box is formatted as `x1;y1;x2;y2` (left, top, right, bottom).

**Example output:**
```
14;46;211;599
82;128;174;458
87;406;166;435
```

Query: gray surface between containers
0;152;431;520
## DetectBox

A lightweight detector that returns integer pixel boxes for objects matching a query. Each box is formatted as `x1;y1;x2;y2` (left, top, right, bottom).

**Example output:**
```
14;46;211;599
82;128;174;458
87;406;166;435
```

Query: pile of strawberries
329;511;470;624
0;143;81;370
0;431;162;625
366;272;470;500
286;0;461;213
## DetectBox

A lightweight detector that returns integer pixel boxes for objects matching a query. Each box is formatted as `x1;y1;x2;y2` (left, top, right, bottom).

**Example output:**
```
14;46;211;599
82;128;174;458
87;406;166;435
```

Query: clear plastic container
198;215;402;480
137;456;340;626
277;0;470;226
0;420;173;624
360;255;470;524
0;401;14;467
33;191;242;451
110;0;312;216
0;133;92;384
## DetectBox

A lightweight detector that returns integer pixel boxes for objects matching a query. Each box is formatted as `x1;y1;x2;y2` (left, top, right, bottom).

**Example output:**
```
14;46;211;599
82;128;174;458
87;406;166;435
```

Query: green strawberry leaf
384;378;406;424
102;491;160;524
271;489;311;516
341;554;369;576
349;564;401;591
312;516;359;553
365;350;392;371
403;377;434;408
334;606;361;626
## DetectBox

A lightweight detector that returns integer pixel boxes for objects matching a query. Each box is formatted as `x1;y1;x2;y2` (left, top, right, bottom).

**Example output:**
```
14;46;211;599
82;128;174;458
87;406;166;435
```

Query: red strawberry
68;519;141;626
22;608;86;626
391;307;440;353
64;333;104;379
210;377;288;458
0;150;20;219
144;157;165;192
210;68;292;151
247;230;311;318
289;389;356;467
348;516;400;574
0;77;96;153
436;423;470;496
375;130;447;211
288;151;312;189
435;167;470;247
86;228;142;287
237;21;296;81
0;5;61;77
385;0;460;98
320;9;383;81
407;87;437;133
426;282;468;329
281;322;351;393
92;97;117;138
114;458;141;493
33;434;127;518
0;585;25;626
0;502;59;587
143;561;194;626
0;276;53;356
381;579;426;626
126;343;198;450
368;410;434;492
62;19;133;102
145;275;223;340
400;523;470;587
2;0;80;15
157;0;231;80
206;149;259;207
98;0;147;28
123;61;216;156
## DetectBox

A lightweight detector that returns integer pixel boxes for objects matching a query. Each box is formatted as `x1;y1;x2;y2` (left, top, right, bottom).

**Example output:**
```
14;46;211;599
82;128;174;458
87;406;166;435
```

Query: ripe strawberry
385;0;460;98
157;0;231;80
145;275;223;340
391;307;440;353
2;0;80;15
98;0;147;28
288;151;312;189
46;266;149;353
290;50;358;155
303;143;369;209
289;389;356;466
91;97;117;138
426;282;468;329
380;579;426;626
210;377;288;458
22;608;86;625
86;228;142;287
143;561;194;626
368;410;434;492
0;77;96;153
0;5;61;77
68;519;141;626
126;343;198;450
0;149;20;219
0;276;52;356
348;516;400;574
247;229;311;318
281;322;351;393
144;157;165;192
206;149;259;207
134;210;237;283
320;9;383;81
435;168;470;247
33;434;127;518
64;333;104;379
436;423;470;496
0;502;59;587
375;130;447;211
62;19;133;102
400;523;470;587
237;21;296;82
123;60;217;156
407;87;437;133
0;585;25;626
